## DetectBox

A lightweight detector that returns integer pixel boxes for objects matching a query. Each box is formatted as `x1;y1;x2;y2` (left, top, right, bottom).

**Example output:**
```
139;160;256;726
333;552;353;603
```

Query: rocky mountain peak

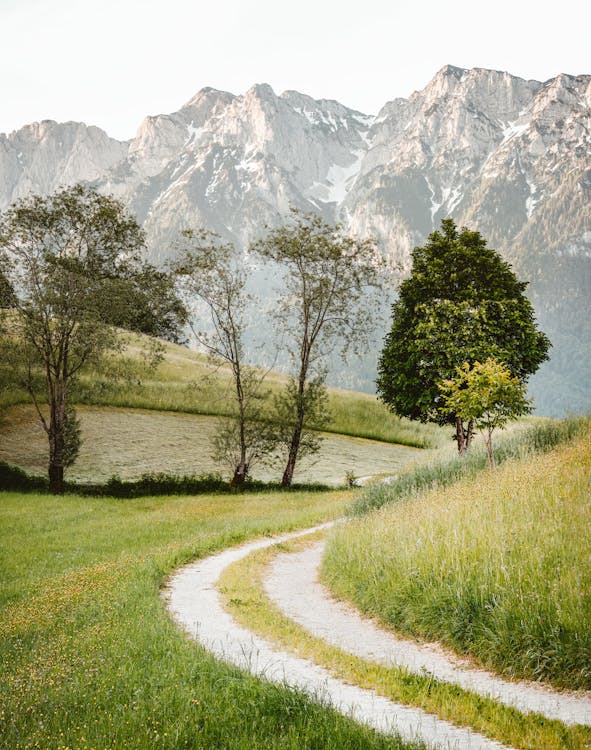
1;67;590;412
245;82;276;101
0;119;127;209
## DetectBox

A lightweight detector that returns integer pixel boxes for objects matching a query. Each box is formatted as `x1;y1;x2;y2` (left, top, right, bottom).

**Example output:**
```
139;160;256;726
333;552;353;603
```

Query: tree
173;230;274;487
253;211;382;487
377;219;550;453
0;184;185;493
105;265;188;343
439;358;532;469
0;263;15;308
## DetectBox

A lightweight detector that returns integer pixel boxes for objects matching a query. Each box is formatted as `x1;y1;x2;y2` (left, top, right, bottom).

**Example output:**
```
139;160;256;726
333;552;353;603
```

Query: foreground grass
0;488;424;750
323;425;591;690
220;535;590;750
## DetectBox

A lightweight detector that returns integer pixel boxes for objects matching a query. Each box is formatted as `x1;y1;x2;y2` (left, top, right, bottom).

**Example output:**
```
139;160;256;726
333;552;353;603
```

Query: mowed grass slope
0;404;422;485
0;489;421;750
0;333;442;450
322;425;591;690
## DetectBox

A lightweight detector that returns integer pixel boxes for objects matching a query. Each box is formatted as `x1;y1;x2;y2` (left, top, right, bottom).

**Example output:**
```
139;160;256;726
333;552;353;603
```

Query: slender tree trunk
281;424;302;487
281;372;307;487
465;419;474;450
455;416;466;454
280;312;313;487
230;361;249;488
231;461;248;488
48;375;66;494
48;420;65;494
48;462;64;494
485;428;496;470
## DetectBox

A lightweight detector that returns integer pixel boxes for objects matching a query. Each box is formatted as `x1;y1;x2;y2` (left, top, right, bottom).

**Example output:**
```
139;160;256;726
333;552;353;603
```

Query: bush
0;464;332;497
0;461;48;492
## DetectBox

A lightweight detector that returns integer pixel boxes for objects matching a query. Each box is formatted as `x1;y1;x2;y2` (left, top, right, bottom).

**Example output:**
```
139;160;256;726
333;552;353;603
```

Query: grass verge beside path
323;423;591;691
219;535;591;750
0;488;417;750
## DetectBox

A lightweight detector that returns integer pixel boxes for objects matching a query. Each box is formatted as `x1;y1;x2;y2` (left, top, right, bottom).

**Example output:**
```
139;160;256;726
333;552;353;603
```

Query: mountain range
1;65;590;415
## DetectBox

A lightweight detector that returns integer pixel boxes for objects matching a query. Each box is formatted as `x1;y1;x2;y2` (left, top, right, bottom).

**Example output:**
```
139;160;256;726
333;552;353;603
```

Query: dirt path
165;524;511;749
265;540;591;727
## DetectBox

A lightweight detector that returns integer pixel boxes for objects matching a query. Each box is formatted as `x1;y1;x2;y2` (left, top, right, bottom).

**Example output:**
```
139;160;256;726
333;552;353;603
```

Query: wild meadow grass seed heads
324;422;591;690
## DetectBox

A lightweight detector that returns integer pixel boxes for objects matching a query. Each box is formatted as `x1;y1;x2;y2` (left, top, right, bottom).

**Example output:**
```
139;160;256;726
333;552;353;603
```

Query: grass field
0;488;423;750
0;404;422;486
4;326;587;746
0;333;443;450
322;424;591;690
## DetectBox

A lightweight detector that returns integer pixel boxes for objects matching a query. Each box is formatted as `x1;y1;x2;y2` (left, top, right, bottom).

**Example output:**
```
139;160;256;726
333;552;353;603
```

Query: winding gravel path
265;540;591;727
165;524;511;750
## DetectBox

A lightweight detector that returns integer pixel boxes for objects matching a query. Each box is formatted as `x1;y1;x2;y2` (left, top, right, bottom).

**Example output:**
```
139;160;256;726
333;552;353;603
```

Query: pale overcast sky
2;0;590;140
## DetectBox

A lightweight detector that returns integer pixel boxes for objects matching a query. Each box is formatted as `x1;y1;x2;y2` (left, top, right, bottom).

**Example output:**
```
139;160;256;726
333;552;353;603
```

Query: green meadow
0;488;426;750
0;334;442;451
2;333;589;749
322;421;591;691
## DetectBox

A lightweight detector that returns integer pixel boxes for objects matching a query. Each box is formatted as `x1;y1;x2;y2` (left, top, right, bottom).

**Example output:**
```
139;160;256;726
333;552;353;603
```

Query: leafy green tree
439;358;532;469
0;184;184;493
174;230;275;487
377;219;550;452
253;211;382;486
106;266;188;343
0;264;15;308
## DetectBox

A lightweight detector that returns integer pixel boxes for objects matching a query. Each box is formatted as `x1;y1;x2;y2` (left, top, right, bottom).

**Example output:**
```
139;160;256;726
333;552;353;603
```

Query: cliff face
2;66;590;413
0;120;128;209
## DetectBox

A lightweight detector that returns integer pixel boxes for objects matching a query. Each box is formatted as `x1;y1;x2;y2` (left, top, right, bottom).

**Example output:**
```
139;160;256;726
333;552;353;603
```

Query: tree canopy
439;358;532;468
252;211;383;486
377;219;550;450
0;184;185;492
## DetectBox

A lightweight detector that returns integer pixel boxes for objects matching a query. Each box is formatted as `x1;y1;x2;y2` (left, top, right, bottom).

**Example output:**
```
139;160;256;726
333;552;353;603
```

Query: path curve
165;524;510;750
265;540;591;727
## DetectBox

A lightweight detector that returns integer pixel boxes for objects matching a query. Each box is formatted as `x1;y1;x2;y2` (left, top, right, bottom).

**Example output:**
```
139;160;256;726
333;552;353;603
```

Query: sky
2;0;590;141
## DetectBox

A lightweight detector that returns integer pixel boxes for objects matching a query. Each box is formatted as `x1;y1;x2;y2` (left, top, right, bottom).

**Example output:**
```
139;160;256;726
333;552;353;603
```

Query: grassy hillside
0;333;443;450
0;488;420;750
322;422;591;690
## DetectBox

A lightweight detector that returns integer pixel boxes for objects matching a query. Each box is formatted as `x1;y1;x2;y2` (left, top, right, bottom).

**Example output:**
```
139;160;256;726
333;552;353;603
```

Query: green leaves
439;359;532;429
251;210;384;485
0;185;183;491
252;209;384;366
439;359;532;468
377;219;550;433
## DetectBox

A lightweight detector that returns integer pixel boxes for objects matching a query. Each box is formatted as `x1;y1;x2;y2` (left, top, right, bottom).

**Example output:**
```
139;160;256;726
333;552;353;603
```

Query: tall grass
351;417;588;515
220;535;590;750
322;423;591;689
0;489;418;750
